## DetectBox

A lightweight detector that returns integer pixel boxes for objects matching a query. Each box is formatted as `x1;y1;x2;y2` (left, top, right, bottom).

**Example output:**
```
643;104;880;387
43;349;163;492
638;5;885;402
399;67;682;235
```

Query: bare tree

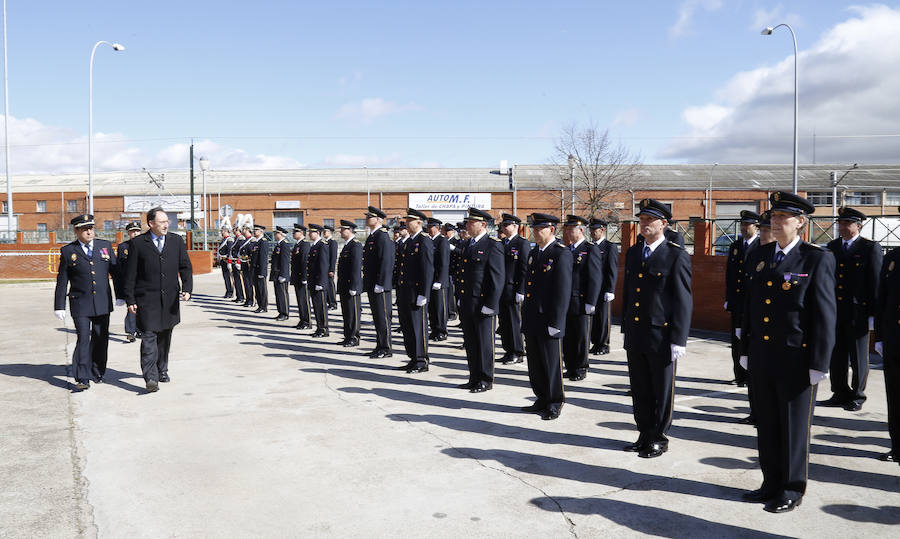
548;121;643;220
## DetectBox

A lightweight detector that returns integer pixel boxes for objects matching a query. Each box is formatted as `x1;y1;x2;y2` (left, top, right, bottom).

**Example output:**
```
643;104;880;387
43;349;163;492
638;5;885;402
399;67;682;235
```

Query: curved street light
761;24;798;194
88;40;125;214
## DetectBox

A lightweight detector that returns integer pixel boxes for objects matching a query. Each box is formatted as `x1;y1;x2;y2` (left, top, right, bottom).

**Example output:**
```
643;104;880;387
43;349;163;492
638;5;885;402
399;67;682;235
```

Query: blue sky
3;1;899;173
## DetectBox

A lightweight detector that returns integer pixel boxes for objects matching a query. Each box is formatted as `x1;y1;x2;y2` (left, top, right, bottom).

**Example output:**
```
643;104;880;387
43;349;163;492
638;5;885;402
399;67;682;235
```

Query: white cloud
611;108;642;128
320;153;402;167
335;98;423;124
660;5;900;163
670;0;723;38
338;71;363;89
751;5;803;32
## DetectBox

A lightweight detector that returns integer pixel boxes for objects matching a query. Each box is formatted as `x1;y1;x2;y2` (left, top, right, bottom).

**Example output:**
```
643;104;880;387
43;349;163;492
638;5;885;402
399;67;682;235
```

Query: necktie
843;241;849;251
504;238;509;245
86;243;92;257
570;244;576;252
470;238;476;246
774;251;785;265
156;237;164;252
642;246;651;261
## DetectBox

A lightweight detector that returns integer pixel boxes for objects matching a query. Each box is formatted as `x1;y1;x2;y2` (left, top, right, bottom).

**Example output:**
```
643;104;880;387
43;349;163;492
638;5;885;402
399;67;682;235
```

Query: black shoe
521;403;544;413
742;488;777;503
93;376;103;384
458;381;477;390
343;338;359;347
470;383;492;393
844;402;863;412
311;329;328;338
232;298;242;303
406;365;429;374
396;362;416;371
159;373;170;383
727;379;739;385
371;350;392;359
295;323;310;330
368;349;383;359
435;333;448;341
623;440;645;452
589;346;601;355
764;496;802;514
737;381;747;388
541;410;560;420
146;380;159;393
254;308;267;313
738;415;756;425
878;451;897;462
127;333;136;343
73;381;90;391
275;315;288;321
223;293;232;298
638;441;668;458
563;371;572;379
819;395;848;407
599;346;610;355
570;370;586;381
502;355;524;365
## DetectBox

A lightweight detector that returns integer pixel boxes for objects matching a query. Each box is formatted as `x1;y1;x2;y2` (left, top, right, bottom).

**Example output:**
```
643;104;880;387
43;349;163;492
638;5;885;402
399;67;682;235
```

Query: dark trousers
398;299;428;367
340;292;361;340
232;264;245;302
254;274;268;310
293;283;310;324
124;310;137;336
885;353;900;455
731;311;749;383
525;332;565;413
221;262;233;295
460;308;495;384
750;359;816;499
274;280;289;316
368;290;392;352
591;300;611;350
241;266;254;305
72;314;109;383
563;313;592;374
626;348;676;444
829;323;869;405
428;287;448;337
498;297;524;357
327;277;337;308
140;328;172;383
447;281;457;319
311;287;328;332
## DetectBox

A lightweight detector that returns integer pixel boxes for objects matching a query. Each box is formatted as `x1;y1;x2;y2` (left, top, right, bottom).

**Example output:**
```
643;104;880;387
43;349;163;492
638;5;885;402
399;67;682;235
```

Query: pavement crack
64;320;97;538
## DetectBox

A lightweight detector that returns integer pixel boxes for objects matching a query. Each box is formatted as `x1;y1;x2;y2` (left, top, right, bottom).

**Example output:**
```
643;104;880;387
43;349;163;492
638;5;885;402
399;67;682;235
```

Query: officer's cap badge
773;192;781;201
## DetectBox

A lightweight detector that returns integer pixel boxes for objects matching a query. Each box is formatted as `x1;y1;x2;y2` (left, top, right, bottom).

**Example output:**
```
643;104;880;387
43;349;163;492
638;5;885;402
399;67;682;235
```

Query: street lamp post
761;24;798;194
3;0;12;240
88;40;124;214
706;162;718;220
568;154;577;214
364;165;369;208
199;156;209;250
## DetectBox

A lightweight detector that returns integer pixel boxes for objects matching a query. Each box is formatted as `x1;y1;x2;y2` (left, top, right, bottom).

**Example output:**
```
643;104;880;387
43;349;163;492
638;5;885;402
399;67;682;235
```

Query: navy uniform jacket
522;242;572;337
665;228;685;248
123;232;193;332
502;234;531;302
337;239;363;295
54;239;119;317
725;236;760;321
250;238;269;277
432;234;451;289
740;242;836;373
218;236;234;262
117;239;132;266
457;234;504;313
393;238;407;289
269;239;290;281
449;237;463;291
328;239;338;273
396;232;434;306
230;236;245;266
362;228;394;291
306;240;330;290
621;240;692;354
875;248;900;354
595;238;619;301
568;240;603;316
290;240;310;285
827;236;882;332
238;237;253;264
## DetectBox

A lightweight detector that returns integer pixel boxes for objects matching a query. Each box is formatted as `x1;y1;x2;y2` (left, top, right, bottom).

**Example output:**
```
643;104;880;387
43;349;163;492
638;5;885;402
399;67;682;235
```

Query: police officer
562;215;602;381
362;206;395;358
874;211;900;464
230;226;246;304
337;220;363;347
54;214;122;390
457;207;504;392
324;225;339;310
521;213;572;419
725;211;761;387
758;210;774;246
118;221;142;342
589;218;618;355
443;223;460;322
290;224;311;330
426;217;450;341
238;226;255;307
739;191;836;513
217;226;235;299
250;224;269;313
395;209;434;373
497;213;530;365
622;199;692;458
307;224;331;337
821;207;882;412
270;226;291;321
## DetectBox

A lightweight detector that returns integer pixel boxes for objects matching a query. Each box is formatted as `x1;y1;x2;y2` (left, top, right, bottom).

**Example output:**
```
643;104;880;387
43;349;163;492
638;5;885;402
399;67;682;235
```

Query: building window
884;191;900;206
354;218;366;229
714;202;759;219
67;200;79;213
323;218;334;229
1;201;6;212
806;191;833;206
37;223;47;231
104;220;115;231
36;200;47;213
844;191;880;206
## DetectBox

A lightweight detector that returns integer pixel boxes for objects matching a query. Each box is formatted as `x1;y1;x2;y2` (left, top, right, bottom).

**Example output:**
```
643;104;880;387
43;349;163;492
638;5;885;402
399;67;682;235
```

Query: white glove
671;344;686;361
350;290;357;296
449;244;456;251
432;282;441;290
739;356;748;370
315;285;323;291
115;299;125;307
302;280;307;285
235;262;241;268
374;284;384;294
257;275;264;279
724;301;728;310
585;304;595;315
604;292;614;302
875;341;883;356
481;305;495;316
416;295;427;307
809;369;828;385
868;316;875;331
548;326;560;337
54;310;66;321
735;328;742;339
515;293;524;304
278;276;287;283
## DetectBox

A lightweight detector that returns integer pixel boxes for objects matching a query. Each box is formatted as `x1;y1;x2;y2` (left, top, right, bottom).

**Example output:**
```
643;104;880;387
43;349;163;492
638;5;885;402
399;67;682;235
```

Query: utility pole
189;141;195;230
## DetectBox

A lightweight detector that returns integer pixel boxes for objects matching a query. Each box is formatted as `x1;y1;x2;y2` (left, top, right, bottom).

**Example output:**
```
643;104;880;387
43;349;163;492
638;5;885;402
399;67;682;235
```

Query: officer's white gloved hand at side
432;282;441;290
809;369;828;385
875;341;884;356
349;290;357;296
374;284;384;294
739;356;748;370
585;304;595;315
671;344;686;361
604;292;615;302
515;293;524;304
416;295;427;307
278;277;287;283
54;310;66;321
868;316;875;331
735;328;742;339
315;285;323;291
548;326;560;337
115;299;125;307
481;305;494;315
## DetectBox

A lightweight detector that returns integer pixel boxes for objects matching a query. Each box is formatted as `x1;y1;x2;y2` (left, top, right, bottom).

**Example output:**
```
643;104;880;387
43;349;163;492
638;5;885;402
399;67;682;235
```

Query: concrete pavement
1;274;898;538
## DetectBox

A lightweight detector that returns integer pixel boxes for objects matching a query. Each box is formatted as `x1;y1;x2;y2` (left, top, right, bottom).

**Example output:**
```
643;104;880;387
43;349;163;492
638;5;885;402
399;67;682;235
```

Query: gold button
838;296;843;300
638;273;643;278
636;288;641;292
763;335;769;341
526;293;531;298
840;263;844;267
767;281;773;287
634;302;639;307
838;285;843;289
802;343;807;348
839;274;843;278
657;272;662;277
527;282;532;285
664;322;668;327
634;317;639;322
763;317;769;323
765;299;771;304
91;271;95;275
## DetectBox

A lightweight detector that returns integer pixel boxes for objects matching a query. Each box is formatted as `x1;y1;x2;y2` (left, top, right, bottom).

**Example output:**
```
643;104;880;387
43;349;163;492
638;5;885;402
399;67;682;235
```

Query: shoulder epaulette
492;236;501;242
802;241;825;250
667;241;683;249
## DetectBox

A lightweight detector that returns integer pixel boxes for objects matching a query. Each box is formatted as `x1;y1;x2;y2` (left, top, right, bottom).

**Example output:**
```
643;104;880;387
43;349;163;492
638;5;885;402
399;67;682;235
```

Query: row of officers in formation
213;193;899;514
